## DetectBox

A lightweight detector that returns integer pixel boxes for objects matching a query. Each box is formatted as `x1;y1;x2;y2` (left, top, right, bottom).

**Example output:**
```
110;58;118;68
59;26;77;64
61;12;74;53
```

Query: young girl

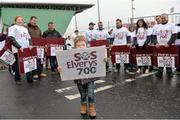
133;19;151;74
58;36;106;118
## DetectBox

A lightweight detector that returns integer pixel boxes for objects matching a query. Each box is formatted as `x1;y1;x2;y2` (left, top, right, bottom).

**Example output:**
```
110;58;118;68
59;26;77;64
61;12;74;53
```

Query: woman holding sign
8;16;35;85
133;19;151;74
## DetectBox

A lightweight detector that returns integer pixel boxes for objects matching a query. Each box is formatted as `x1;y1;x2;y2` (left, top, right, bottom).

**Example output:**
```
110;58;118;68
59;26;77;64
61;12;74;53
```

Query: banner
18;47;37;74
132;46;153;66
56;46;106;81
111;45;130;64
46;37;65;56
90;40;110;57
32;38;46;59
153;45;179;68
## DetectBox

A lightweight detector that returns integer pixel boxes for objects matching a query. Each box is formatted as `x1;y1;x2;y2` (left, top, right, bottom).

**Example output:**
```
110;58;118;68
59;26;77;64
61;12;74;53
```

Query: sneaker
39;73;47;77
136;68;141;74
167;71;174;78
155;71;163;78
33;75;39;79
125;69;130;73
145;69;149;74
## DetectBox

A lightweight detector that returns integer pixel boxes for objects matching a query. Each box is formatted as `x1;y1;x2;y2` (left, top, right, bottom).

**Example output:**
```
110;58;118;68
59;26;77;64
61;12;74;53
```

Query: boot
80;103;87;116
89;104;96;119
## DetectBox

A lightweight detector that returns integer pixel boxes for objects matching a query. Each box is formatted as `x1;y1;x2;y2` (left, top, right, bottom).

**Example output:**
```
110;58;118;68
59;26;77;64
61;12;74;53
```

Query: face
75;40;87;49
48;24;55;31
155;16;161;24
138;20;144;27
161;14;168;24
116;20;122;28
30;18;38;26
129;26;135;32
15;17;24;26
98;22;103;29
89;24;94;29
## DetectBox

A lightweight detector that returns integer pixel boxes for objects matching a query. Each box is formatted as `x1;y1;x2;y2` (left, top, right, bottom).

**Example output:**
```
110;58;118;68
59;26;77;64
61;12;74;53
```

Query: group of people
0;13;180;118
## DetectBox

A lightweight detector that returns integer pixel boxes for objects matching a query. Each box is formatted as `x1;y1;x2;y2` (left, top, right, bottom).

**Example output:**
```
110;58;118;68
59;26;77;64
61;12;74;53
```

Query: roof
0;0;95;13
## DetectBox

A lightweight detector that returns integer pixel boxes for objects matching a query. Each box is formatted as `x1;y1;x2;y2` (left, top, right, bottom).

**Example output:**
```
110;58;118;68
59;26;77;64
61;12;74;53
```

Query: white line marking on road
58;72;156;100
55;80;106;93
65;85;113;100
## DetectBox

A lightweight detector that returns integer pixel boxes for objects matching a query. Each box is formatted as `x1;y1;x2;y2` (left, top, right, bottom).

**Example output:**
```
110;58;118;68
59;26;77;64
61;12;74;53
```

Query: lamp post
131;0;135;23
97;0;101;22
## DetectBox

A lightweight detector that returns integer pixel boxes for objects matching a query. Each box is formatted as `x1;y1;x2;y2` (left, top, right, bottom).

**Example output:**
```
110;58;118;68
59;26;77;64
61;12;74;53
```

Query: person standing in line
42;22;62;73
8;16;35;85
152;13;178;78
27;16;47;79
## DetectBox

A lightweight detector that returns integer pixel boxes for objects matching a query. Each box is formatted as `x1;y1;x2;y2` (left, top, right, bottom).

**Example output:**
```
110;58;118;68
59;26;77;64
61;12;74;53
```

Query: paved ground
0;68;180;119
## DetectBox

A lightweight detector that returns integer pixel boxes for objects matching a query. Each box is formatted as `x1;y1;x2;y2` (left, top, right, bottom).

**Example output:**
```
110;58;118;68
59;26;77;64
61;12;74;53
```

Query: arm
8;36;21;49
152;35;158;45
167;33;178;46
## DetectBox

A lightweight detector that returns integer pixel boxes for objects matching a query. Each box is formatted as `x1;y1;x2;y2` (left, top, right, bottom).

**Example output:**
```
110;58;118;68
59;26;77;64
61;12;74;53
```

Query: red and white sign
111;45;130;64
132;46;153;66
32;38;46;59
46;37;65;56
153;45;179;68
90;40;110;57
18;47;37;74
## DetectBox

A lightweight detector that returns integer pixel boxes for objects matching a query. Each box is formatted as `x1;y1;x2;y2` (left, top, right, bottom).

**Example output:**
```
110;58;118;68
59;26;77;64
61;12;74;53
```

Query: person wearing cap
85;22;96;45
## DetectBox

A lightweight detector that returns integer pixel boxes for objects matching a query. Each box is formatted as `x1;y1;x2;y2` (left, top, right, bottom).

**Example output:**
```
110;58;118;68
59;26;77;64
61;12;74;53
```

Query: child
58;36;106;118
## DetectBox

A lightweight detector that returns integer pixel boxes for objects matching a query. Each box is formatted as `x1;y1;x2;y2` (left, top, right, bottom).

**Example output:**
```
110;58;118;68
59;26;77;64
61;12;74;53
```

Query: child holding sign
58;36;106;118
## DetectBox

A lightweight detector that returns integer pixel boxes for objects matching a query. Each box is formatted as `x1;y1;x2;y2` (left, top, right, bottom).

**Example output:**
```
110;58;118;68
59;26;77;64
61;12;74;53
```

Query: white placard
158;56;175;68
56;46;106;81
23;58;37;73
0;50;15;65
115;53;129;64
51;45;63;56
136;56;152;66
0;41;5;51
37;47;44;59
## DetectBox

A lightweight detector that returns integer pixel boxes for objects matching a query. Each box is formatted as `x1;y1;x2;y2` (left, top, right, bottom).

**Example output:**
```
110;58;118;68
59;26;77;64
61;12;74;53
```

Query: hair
74;36;86;47
136;19;148;34
30;16;37;20
14;16;23;22
116;19;122;23
48;22;54;26
128;24;135;32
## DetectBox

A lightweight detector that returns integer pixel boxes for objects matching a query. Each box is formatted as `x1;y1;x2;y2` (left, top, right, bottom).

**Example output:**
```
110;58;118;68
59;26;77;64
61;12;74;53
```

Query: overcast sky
66;0;180;34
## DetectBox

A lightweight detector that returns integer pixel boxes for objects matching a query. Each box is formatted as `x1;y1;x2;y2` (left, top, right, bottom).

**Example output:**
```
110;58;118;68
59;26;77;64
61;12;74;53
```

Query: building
0;0;95;34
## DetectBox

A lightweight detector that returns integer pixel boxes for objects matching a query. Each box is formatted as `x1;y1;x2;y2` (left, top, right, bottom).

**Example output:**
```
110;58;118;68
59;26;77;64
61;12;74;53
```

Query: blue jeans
14;53;33;83
49;56;58;72
77;81;95;104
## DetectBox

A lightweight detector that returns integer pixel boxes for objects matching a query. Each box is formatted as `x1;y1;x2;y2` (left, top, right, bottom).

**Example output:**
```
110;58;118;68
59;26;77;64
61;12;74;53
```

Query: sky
65;0;180;35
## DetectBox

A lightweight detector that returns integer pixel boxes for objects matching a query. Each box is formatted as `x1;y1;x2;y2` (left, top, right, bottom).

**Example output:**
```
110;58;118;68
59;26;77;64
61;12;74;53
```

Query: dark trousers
32;59;43;76
158;67;172;73
14;53;33;83
49;56;58;72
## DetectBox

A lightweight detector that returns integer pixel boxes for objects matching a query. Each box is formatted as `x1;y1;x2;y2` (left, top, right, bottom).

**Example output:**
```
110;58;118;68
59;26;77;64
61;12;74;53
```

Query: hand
29;46;33;50
165;44;169;48
155;44;160;49
103;58;107;63
127;44;132;48
57;66;62;72
20;48;23;52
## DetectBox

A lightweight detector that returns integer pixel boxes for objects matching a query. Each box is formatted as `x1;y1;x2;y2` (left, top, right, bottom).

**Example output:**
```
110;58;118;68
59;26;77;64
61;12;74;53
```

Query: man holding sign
152;13;178;78
57;36;106;118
